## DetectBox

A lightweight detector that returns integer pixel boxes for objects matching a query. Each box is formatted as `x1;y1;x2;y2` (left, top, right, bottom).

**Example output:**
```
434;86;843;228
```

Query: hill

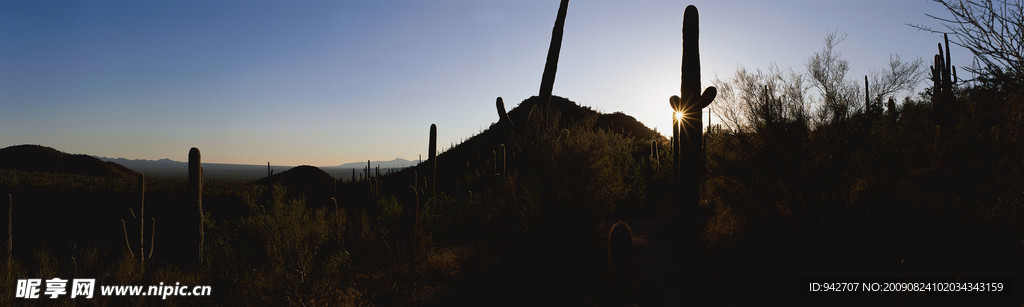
0;144;138;179
506;95;662;140
335;94;663;231
254;165;337;207
428;95;660;188
92;156;184;176
337;95;660;193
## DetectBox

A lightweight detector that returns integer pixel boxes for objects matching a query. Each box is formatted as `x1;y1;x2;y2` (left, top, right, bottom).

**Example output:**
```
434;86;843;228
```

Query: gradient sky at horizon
1;0;970;166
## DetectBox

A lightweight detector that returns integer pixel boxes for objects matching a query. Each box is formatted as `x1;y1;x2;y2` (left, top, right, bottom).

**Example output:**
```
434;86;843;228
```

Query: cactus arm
496;97;514;129
696;87;717;109
147;218;155;260
120;219;134;258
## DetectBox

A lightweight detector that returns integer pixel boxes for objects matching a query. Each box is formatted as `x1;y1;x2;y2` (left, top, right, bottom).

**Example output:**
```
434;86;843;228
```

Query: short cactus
886;97;898;120
650;140;659;161
539;0;569;102
188;147;204;267
496;97;514;129
499;144;507;176
608;221;632;304
401;186;420;256
366;160;376;198
669;5;717;207
376;169;382;197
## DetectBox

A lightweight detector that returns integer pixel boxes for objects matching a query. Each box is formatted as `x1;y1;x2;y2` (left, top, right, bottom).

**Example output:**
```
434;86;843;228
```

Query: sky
0;0;971;166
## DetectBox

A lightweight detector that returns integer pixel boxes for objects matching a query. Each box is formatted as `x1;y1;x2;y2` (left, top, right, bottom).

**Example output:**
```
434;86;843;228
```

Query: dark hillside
341;95;662;210
329;94;664;304
597;111;662;140
0;144;138;179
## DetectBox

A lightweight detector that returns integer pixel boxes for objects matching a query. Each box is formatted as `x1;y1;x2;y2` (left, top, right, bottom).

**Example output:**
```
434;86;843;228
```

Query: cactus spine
931;33;958;133
539;0;569;102
669;5;717;207
188;147;204;267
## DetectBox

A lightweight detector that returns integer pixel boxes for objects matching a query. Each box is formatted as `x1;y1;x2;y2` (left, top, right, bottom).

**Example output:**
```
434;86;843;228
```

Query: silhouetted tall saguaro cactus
121;173;155;267
188;147;204;267
865;75;871;114
669;5;717;207
539;0;569;102
931;33;958;133
428;124;437;195
428;124;437;162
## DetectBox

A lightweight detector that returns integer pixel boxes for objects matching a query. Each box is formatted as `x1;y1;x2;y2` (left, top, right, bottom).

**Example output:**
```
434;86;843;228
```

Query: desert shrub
205;191;360;305
512;107;640;248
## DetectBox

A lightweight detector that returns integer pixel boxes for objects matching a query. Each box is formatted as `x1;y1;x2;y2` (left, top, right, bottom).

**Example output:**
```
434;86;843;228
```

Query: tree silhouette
911;0;1024;83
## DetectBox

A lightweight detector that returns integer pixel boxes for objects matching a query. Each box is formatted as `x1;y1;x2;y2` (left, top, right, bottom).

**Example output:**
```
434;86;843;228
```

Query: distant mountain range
335;157;416;169
92;155;416;180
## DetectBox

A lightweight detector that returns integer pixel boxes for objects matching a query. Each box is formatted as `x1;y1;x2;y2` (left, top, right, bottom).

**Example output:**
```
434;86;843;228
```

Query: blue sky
0;0;969;165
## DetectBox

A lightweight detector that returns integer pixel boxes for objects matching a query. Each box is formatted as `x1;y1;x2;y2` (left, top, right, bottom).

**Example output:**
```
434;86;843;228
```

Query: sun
673;111;685;122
